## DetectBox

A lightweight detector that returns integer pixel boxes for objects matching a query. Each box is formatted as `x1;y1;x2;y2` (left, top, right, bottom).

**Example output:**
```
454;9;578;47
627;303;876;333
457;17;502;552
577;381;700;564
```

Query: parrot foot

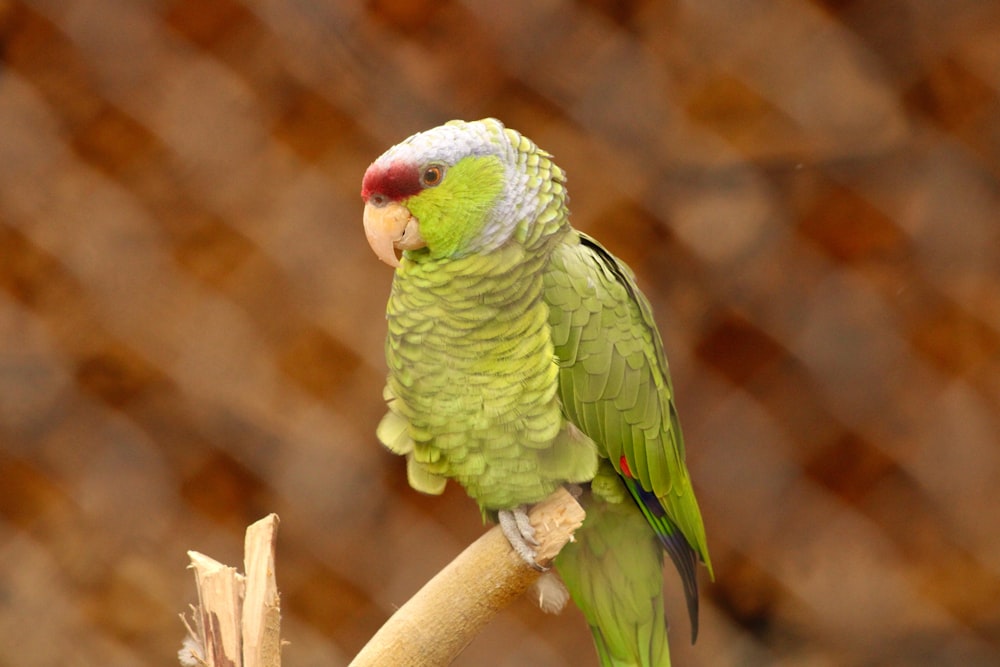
498;506;546;571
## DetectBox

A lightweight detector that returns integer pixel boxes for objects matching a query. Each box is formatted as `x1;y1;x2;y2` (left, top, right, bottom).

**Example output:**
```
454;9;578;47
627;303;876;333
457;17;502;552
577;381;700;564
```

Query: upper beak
363;201;425;268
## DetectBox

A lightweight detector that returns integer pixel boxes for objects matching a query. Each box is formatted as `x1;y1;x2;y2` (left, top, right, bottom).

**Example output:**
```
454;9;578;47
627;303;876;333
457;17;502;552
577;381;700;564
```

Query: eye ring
420;164;445;188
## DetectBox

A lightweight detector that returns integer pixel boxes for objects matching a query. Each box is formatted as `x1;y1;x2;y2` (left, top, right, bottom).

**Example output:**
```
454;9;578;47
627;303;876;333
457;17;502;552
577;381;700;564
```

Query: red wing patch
619;455;633;478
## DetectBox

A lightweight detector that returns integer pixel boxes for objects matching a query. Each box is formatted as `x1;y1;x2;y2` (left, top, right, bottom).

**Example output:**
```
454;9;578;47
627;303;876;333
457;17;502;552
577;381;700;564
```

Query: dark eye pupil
423;166;442;185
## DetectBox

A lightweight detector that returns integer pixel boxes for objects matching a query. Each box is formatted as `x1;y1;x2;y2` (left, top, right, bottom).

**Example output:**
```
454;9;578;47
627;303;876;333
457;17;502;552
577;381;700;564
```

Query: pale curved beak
363;201;425;268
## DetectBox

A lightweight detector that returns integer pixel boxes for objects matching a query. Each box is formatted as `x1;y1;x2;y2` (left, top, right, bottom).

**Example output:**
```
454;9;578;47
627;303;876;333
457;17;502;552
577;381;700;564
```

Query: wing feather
544;231;713;637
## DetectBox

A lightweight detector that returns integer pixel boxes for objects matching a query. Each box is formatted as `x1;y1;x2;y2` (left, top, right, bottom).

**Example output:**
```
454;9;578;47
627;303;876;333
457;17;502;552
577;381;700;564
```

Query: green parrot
362;118;712;666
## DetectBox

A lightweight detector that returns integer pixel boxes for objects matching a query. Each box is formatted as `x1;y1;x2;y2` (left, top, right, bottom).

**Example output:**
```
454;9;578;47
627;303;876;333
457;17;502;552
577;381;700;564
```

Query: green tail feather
555;467;673;667
594;629;670;667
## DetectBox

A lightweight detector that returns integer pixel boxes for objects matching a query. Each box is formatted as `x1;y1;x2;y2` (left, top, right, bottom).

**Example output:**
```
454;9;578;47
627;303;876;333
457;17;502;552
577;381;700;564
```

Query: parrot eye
420;164;445;188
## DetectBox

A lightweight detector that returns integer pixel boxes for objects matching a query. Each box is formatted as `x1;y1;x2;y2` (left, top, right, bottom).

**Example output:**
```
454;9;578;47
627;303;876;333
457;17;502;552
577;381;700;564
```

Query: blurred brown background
1;0;999;665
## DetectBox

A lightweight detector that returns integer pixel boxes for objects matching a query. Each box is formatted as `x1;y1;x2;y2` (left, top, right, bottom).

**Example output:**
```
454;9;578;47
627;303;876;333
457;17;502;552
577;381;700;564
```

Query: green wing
544;231;713;636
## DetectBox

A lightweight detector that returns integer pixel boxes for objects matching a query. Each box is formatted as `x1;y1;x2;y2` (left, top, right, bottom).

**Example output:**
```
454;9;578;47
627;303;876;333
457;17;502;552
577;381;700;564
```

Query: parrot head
361;118;564;266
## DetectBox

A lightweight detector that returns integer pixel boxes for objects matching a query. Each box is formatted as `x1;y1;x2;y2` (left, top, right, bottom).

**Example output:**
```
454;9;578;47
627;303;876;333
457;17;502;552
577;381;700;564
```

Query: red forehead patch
361;161;422;202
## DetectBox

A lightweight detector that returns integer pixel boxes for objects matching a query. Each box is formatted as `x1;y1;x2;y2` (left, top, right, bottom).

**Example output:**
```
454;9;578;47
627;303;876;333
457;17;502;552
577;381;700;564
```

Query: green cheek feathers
406;155;505;259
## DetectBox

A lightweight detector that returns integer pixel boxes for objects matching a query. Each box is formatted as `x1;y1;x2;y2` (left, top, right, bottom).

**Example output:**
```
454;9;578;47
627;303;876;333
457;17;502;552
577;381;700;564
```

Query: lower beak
363;201;425;268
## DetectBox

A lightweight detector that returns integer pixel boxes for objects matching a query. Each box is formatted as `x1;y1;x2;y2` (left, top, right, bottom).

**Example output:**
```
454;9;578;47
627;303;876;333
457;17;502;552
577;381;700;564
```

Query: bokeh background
1;0;999;665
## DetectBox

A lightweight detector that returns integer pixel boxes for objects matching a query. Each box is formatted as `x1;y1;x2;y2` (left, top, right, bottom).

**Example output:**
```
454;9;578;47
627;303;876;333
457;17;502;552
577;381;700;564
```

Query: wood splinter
180;513;282;667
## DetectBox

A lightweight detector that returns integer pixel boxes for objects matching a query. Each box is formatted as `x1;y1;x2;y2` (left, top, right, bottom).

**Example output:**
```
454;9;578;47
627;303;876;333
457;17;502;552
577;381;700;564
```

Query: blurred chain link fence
1;0;998;665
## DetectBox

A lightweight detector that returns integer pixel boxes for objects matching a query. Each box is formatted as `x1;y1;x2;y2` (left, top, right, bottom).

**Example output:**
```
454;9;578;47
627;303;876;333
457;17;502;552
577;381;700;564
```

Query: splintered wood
181;514;281;667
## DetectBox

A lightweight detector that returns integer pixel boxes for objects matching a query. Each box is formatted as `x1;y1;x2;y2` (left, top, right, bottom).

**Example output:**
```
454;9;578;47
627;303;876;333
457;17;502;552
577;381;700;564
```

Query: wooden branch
185;550;244;666
181;514;282;667
350;488;586;667
243;516;282;667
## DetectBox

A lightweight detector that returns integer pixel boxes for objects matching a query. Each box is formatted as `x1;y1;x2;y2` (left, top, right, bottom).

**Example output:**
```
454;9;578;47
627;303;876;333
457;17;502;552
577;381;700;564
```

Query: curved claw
499;506;547;571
